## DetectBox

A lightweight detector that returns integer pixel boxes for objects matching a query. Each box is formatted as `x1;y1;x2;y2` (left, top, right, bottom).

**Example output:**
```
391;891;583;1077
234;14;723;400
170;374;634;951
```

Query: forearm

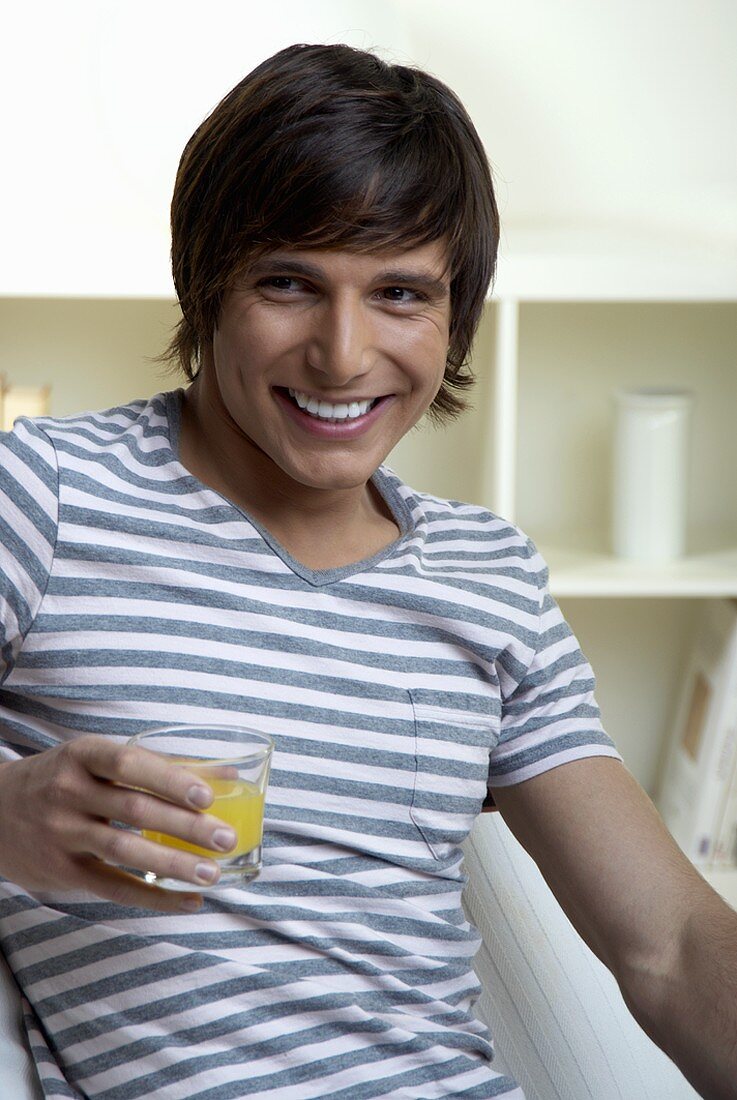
494;761;737;1098
622;885;737;1100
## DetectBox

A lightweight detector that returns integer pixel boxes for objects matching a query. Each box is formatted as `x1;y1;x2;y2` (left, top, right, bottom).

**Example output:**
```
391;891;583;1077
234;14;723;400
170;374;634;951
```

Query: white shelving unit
528;529;737;600
2;228;735;909
483;227;737;544
480;227;737;905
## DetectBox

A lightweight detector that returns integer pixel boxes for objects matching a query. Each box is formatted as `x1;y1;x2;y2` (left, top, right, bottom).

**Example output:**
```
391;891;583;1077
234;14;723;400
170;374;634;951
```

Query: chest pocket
409;691;498;862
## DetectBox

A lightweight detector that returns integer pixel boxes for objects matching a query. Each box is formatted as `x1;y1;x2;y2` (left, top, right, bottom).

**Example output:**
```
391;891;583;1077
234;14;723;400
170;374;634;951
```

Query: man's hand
0;736;238;911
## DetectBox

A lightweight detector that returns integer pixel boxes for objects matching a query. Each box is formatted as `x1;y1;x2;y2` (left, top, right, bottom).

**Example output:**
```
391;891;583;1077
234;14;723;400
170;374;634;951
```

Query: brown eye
261;277;298;291
380;287;426;304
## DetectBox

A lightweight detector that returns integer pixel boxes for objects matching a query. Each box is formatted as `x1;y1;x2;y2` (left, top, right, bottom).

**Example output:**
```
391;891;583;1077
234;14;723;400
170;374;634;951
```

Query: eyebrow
247;256;450;298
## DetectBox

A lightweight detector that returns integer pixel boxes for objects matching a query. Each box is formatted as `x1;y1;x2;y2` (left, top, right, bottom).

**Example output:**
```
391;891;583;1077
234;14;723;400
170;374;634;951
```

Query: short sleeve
488;540;622;789
0;418;58;686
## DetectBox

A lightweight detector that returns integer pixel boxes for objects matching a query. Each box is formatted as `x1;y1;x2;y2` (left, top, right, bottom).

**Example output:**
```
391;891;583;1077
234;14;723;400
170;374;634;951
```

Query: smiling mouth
275;387;390;422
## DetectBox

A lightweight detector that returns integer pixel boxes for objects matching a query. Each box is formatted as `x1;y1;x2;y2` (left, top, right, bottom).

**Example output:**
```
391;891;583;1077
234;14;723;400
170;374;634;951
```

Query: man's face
200;240;452;495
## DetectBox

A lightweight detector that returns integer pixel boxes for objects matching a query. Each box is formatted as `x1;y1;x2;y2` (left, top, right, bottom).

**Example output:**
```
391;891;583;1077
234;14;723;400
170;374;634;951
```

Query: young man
0;43;735;1100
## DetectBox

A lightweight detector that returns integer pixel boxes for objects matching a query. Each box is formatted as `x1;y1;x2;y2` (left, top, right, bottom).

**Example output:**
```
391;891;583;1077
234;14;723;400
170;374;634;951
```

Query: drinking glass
128;724;273;890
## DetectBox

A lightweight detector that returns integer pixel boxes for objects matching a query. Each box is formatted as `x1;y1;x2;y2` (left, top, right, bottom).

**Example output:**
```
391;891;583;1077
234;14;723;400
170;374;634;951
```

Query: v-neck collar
163;390;415;587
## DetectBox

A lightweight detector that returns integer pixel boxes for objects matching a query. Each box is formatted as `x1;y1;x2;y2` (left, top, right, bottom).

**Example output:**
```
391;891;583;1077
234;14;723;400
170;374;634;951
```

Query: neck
177;378;397;554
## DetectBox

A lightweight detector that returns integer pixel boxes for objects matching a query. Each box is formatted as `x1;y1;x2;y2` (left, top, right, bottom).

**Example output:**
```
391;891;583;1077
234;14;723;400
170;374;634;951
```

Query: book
712;735;737;868
656;598;737;868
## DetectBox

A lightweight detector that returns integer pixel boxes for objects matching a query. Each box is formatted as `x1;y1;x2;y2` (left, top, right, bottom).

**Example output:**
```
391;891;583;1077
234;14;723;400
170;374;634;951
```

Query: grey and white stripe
0;392;619;1098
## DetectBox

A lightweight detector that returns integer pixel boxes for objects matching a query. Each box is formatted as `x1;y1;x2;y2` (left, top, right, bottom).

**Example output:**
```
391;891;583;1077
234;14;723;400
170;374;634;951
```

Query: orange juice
144;776;265;858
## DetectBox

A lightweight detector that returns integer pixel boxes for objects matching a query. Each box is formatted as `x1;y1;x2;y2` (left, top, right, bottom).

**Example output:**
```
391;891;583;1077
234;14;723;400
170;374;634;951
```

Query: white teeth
288;389;376;421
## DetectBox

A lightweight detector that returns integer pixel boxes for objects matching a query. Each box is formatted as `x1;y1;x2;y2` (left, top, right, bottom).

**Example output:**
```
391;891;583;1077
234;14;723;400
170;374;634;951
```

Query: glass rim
128;723;274;765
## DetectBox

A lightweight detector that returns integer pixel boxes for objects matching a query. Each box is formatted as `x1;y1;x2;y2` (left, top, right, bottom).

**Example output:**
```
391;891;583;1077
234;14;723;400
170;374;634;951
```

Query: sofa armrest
0;951;43;1099
462;812;700;1100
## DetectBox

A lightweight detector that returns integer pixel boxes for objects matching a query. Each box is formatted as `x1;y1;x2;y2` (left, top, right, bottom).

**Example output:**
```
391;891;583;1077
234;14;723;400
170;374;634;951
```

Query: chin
289;465;373;491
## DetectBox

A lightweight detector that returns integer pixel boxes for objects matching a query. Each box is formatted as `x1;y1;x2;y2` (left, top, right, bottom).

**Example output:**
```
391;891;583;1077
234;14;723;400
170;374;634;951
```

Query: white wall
0;0;411;296
2;0;734;297
404;0;737;249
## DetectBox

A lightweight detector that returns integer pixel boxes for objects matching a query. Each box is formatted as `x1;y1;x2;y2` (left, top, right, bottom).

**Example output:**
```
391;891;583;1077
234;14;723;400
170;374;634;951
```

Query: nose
305;293;373;386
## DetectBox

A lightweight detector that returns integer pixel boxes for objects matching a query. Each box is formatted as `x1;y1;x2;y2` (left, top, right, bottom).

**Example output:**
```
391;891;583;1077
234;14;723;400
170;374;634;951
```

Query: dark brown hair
157;43;499;426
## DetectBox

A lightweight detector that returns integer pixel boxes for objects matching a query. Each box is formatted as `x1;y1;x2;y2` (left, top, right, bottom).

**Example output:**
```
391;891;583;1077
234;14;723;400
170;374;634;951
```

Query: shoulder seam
522;535;547;681
18;420;60;654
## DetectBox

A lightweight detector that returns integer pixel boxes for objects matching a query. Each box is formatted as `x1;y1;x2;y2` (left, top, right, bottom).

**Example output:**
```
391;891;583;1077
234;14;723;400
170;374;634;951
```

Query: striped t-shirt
0;391;621;1099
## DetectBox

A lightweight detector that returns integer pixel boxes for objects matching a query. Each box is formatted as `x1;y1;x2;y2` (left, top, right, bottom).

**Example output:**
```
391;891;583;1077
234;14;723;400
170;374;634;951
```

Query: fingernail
179;896;201;913
195;862;218;884
212;828;237;851
188;784;212;808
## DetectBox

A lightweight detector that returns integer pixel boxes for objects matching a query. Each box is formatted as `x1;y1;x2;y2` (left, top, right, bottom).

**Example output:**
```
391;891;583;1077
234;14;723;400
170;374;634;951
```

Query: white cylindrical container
612;388;693;562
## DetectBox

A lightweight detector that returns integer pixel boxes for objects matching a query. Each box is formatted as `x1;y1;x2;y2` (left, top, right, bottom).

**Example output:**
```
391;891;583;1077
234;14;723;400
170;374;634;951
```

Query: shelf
534;530;737;598
703;868;737;911
491;227;737;302
5;226;736;304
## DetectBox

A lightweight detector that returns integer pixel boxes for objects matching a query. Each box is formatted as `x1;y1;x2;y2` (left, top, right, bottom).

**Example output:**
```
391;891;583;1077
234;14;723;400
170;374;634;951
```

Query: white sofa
1;813;701;1099
462;812;700;1099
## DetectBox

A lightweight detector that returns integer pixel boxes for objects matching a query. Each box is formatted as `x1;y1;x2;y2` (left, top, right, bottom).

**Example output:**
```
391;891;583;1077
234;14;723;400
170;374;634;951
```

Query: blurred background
3;0;735;296
1;1;737;839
